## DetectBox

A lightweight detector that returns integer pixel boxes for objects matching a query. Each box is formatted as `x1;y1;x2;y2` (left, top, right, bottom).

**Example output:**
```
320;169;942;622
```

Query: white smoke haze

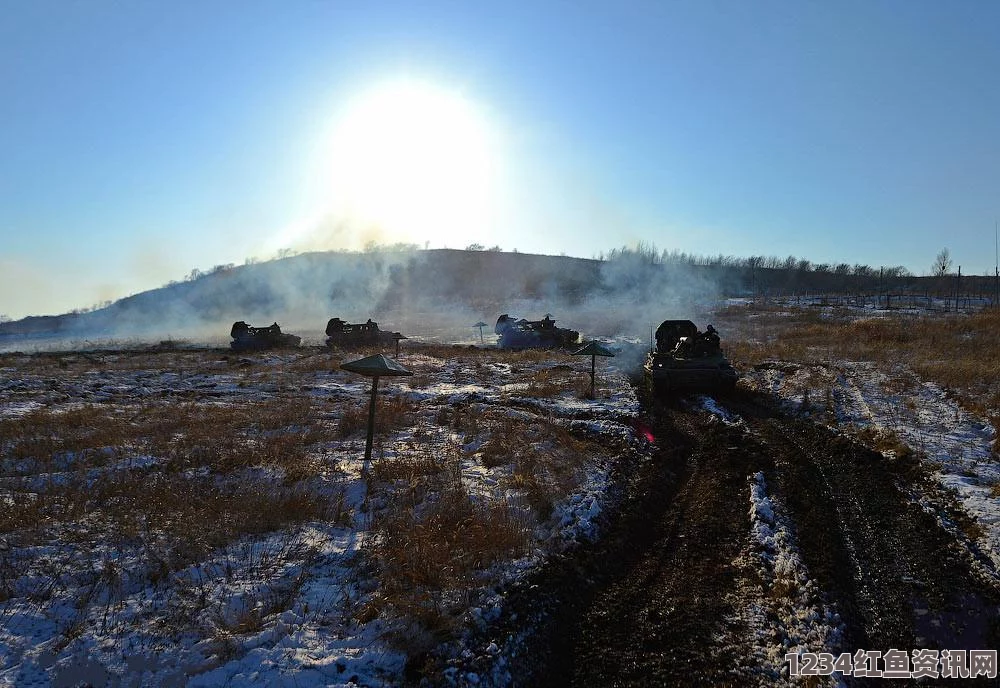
0;247;729;371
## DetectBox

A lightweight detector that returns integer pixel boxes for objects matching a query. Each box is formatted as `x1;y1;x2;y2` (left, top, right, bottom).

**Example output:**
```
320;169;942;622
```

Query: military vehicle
644;320;738;394
230;321;301;352
494;313;580;350
325;317;403;348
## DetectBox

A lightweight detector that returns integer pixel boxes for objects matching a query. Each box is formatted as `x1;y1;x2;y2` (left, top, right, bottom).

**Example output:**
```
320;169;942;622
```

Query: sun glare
324;79;501;248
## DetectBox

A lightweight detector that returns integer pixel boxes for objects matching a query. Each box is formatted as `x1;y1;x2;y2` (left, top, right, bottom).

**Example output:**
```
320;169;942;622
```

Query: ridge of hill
0;248;992;345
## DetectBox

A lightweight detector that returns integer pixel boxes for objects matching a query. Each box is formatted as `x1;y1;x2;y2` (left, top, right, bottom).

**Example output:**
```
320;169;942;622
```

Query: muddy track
530;403;773;686
727;393;1000;657
466;389;1000;687
746;413;1000;658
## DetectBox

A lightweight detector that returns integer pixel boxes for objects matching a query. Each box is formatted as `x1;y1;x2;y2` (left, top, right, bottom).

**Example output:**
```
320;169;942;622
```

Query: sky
2;0;999;319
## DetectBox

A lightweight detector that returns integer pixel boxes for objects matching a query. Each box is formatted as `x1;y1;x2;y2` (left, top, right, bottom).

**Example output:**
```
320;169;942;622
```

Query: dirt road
485;390;1000;686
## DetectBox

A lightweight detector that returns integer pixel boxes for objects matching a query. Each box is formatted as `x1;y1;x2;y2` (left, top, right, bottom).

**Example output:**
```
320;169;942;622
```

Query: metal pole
956;265;961;312
395;338;400;357
363;376;379;469
590;354;596;398
479;326;484;344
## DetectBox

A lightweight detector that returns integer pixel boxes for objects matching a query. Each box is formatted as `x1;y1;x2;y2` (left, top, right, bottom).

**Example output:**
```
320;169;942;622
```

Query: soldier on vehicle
704;324;721;353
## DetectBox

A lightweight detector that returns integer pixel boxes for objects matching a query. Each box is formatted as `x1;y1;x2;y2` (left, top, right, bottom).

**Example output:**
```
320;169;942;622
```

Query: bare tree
932;248;953;276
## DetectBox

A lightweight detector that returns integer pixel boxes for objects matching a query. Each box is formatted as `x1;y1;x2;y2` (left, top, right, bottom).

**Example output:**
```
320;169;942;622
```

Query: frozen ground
3;327;999;686
742;359;1000;575
0;346;638;687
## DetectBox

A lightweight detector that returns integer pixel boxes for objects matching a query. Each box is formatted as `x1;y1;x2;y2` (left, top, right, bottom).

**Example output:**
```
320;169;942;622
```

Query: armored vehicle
644;320;738;394
494;313;580;350
230;321;301;352
325;317;402;348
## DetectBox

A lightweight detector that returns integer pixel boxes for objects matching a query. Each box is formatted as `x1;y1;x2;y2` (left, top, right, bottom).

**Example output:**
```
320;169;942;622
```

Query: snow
7;312;999;684
744;472;845;686
0;347;639;686
696;395;846;685
741;359;1000;575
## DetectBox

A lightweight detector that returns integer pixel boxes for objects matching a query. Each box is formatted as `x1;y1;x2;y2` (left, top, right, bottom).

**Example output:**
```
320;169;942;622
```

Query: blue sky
2;1;999;318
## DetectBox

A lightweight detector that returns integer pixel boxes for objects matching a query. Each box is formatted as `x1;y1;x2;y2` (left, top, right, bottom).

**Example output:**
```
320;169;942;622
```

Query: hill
1;247;995;347
0;249;719;345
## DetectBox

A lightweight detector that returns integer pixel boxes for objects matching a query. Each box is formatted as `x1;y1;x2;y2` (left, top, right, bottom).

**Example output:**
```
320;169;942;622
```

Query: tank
643;320;738;394
325;317;402;348
494;313;580;350
230;321;302;352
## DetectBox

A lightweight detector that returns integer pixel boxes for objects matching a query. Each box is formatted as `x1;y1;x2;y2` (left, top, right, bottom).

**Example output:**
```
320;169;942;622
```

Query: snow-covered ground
0;347;639;687
740;470;845;687
741;360;1000;575
5;322;999;686
694;398;845;686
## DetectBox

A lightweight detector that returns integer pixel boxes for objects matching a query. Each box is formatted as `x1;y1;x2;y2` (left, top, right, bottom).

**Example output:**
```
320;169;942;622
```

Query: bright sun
325;78;500;248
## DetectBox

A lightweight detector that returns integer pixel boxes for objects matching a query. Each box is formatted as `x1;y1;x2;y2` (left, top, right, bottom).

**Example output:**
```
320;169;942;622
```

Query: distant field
720;302;1000;416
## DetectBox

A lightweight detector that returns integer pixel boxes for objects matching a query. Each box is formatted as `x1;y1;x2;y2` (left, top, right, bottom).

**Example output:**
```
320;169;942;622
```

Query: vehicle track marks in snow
739;396;1000;659
505;390;1000;687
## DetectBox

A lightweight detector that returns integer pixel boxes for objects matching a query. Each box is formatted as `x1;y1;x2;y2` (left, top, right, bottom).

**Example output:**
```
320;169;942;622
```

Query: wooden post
364;376;379;468
474;322;488;344
341;353;412;479
571;341;614;401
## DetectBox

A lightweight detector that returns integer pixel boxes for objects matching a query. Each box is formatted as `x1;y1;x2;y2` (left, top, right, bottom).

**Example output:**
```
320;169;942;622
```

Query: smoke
0;246;731;368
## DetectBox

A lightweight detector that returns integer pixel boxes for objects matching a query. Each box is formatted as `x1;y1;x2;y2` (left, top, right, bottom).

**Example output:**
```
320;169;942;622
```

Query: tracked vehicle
644;320;738;394
495;313;580;350
230;321;301;352
325;317;402;348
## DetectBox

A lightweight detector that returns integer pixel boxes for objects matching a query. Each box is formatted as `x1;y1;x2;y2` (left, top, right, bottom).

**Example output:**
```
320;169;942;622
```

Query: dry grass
721;306;1000;414
1;467;333;569
435;402;482;436
286;350;341;373
853;427;915;460
372;485;530;630
0;357;336;572
143;398;321;473
405;343;480;360
1;405;133;466
478;411;598;517
524;369;564;398
338;394;416;438
507;348;574;365
0;340;622;657
2;396;322;473
370;445;446;482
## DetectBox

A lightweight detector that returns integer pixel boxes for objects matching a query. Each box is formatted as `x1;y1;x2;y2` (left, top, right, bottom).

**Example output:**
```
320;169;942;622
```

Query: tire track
729;392;1000;674
456;390;1000;686
516;399;774;686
